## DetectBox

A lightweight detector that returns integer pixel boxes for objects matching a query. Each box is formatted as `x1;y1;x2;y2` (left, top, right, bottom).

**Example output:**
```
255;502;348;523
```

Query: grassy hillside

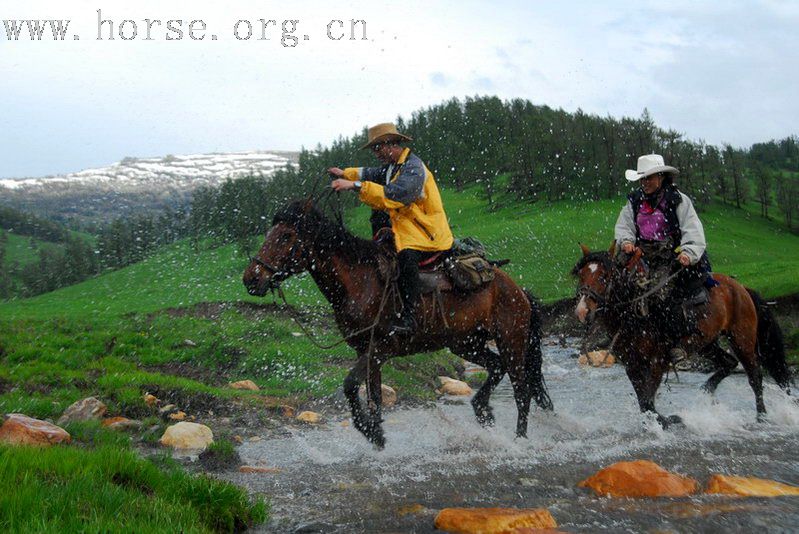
2;187;798;321
3;231;60;266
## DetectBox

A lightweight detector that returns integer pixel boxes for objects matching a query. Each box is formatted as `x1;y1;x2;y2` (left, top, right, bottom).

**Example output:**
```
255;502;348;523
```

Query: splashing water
224;338;799;533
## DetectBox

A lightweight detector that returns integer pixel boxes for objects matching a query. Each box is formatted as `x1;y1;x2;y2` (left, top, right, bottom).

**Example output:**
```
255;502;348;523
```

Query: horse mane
272;200;379;265
571;250;612;275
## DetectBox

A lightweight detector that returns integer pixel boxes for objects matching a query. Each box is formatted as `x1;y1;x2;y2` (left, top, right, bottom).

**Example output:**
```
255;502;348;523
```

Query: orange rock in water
434;507;557;533
578;460;698;497
578;350;616;368
705;474;799;497
0;414;71;446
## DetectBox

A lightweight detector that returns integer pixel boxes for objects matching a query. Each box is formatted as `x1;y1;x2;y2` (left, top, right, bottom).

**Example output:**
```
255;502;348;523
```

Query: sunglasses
370;143;383;152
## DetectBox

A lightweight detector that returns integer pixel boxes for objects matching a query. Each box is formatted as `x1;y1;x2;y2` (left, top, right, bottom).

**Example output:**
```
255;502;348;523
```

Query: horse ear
579;243;591;257
608;240;616;257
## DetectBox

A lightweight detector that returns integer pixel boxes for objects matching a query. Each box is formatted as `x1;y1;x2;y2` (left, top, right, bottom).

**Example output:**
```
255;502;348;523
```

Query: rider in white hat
614;154;714;362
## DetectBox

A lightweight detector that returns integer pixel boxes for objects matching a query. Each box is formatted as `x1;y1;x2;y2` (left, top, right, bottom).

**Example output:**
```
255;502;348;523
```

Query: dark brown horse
242;200;552;447
573;243;792;427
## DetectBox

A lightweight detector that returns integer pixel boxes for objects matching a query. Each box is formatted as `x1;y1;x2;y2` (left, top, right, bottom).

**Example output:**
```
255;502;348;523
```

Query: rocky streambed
216;338;799;533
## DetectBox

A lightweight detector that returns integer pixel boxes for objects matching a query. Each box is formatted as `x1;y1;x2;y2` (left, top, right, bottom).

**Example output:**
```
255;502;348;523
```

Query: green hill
2;188;797;321
0;188;797;417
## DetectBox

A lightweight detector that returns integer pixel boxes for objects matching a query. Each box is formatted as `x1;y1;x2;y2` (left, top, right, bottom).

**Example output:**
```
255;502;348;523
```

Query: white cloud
1;0;796;177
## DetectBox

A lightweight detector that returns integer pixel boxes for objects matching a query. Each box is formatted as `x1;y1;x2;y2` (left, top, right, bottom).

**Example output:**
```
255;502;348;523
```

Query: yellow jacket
343;148;454;252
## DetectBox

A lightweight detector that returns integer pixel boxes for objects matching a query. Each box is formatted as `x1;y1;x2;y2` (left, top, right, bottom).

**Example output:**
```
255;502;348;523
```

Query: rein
273;253;399;411
274;262;397;351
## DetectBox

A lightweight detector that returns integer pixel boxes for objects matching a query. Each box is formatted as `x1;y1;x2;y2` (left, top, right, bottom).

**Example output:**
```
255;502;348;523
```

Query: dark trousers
397;249;438;315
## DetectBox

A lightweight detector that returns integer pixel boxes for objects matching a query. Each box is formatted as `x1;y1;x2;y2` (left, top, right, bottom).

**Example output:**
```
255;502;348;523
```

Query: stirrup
669;346;688;363
388;313;416;335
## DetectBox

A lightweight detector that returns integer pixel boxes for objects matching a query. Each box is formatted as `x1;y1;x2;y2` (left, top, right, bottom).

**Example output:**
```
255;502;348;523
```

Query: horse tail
746;288;792;391
523;289;553;410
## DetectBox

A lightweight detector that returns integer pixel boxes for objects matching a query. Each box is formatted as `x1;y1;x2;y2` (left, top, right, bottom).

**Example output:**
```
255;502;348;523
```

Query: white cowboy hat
625;154;680;182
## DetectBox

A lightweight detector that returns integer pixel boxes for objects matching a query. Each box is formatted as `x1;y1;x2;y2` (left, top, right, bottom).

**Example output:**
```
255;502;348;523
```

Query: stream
221;338;799;533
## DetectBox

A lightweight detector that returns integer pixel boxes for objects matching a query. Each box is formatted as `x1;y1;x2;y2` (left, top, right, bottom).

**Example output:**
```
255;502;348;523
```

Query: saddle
373;229;496;294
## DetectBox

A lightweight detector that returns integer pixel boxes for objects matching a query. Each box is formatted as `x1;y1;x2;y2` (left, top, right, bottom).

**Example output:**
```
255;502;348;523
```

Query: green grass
4;187;796;321
0;444;266;533
0;186;797;531
0;306;460;421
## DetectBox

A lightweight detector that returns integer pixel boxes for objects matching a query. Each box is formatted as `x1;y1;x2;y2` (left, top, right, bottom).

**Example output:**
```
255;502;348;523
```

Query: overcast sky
1;0;797;178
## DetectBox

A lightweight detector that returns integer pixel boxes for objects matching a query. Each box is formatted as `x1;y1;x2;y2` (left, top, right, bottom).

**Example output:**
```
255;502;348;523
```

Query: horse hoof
664;415;683;427
657;414;683;429
475;410;495;428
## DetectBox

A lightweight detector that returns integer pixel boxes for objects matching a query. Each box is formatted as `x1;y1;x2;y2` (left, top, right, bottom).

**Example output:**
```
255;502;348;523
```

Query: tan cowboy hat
360;123;413;150
625;154;680;182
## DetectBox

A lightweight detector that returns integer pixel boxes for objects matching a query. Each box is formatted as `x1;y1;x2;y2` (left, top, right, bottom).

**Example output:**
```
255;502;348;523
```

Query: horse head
572;242;614;324
242;200;316;296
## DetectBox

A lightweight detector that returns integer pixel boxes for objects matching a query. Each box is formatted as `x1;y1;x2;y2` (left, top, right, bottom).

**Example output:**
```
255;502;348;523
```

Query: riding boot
391;249;424;336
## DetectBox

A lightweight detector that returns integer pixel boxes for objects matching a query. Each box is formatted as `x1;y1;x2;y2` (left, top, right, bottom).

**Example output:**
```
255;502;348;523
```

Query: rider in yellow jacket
329;123;453;334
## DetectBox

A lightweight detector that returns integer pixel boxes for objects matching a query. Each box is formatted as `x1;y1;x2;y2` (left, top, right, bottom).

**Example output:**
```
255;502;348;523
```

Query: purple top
636;195;669;241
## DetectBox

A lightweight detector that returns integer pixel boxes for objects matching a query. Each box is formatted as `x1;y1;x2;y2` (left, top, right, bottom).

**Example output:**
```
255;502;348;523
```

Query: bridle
250;238;306;288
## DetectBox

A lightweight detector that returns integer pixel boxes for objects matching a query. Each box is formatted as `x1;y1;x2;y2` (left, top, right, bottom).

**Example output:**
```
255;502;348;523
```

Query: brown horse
242;200;552;447
573;243;792;427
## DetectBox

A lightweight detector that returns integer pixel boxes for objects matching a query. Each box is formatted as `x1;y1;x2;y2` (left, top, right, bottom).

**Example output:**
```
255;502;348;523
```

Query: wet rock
358;383;398;408
143;393;159;407
248;436;262;442
239;465;282;474
577;350;616;368
0;414;71;446
159;422;214;450
57;397;107;425
578;460;698;497
101;416;142;430
232;435;243;444
296;411;322;424
438;376;473;396
280;405;295;418
168;411;187;421
705;474;799;497
230;379;260;391
434;507;557;533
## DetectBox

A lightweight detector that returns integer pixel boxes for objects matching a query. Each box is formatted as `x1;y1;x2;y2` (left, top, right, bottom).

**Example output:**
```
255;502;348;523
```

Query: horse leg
343;354;385;447
343;355;369;436
701;340;739;394
365;358;386;448
470;352;506;427
730;333;767;421
625;354;680;428
496;335;532;439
